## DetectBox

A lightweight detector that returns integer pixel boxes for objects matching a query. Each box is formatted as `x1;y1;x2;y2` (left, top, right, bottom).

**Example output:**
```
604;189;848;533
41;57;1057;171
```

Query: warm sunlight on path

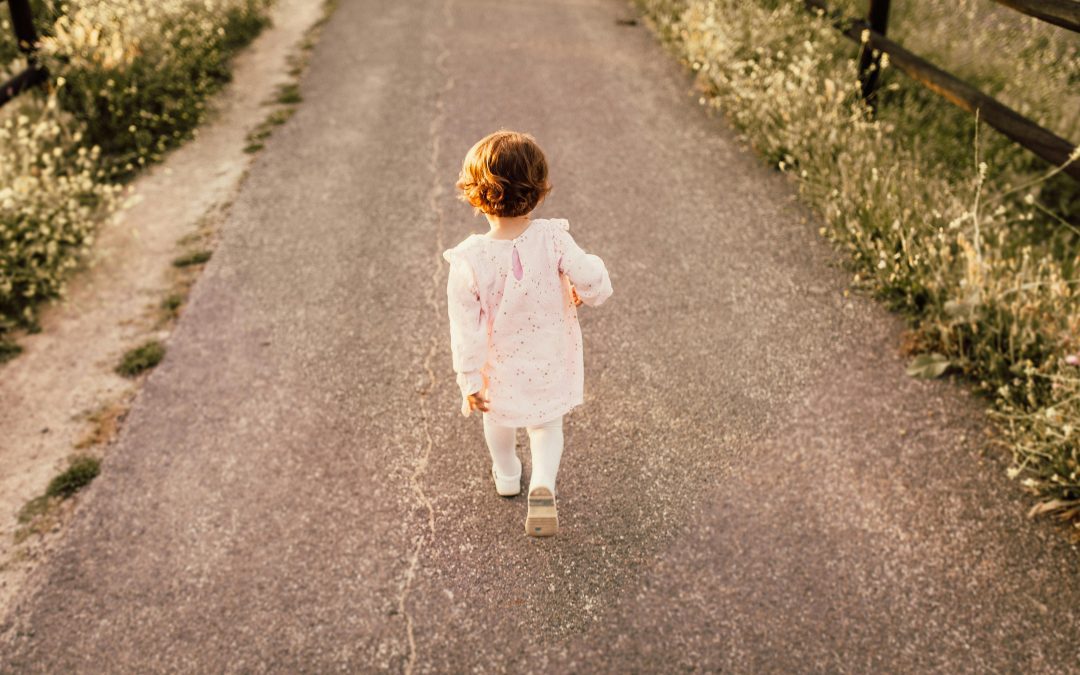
3;0;1078;670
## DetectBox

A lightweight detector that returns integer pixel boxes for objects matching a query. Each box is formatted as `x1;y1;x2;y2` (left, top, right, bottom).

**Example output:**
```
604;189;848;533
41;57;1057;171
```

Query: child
442;130;613;537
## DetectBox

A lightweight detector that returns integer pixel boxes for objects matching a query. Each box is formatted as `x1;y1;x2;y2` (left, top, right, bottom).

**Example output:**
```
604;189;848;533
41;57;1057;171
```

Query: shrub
116;339;165;377
0;0;274;336
0;92;118;333
635;0;1080;523
35;0;273;181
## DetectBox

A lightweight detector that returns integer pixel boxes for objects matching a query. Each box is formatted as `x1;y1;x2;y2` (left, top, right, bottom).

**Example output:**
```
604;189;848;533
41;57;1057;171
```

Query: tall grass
36;0;272;181
0;93;117;333
0;0;273;338
635;0;1080;529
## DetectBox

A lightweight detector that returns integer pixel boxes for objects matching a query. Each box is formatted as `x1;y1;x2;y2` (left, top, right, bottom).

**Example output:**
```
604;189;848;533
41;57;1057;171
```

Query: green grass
172;250;213;268
247;127;273;144
267;108;295;126
161;294;184;315
46;454;101;499
275;83;303;104
116;340;165;377
244;105;297;153
0;340;23;364
15;454;101;543
17;495;54;525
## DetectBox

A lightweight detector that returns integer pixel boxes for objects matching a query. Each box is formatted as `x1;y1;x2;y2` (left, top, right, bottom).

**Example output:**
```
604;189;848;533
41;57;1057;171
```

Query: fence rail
803;0;1080;182
0;0;49;108
990;0;1080;32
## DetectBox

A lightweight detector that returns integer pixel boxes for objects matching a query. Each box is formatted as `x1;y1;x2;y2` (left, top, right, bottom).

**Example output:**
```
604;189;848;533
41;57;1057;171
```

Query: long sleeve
445;254;488;412
553;225;613;307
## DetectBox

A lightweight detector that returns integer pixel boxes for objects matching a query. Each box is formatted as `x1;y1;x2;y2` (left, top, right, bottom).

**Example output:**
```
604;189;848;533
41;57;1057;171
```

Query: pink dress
442;218;613;427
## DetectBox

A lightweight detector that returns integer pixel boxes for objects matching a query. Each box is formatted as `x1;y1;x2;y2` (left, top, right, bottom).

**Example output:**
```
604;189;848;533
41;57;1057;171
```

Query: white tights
482;413;564;495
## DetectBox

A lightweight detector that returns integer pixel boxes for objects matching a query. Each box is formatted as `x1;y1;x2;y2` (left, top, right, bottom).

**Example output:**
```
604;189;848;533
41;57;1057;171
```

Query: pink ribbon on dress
512;247;524;281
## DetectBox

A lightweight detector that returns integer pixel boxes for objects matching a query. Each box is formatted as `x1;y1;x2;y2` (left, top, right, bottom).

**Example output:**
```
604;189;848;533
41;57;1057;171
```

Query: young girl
442;130;613;537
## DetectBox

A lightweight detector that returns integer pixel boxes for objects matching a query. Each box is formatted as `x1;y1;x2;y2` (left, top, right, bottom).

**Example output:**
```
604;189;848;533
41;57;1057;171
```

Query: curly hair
456;130;552;218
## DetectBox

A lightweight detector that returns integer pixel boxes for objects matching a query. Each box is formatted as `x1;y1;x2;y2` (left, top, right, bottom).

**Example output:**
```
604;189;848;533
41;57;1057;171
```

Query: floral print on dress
443;218;613;427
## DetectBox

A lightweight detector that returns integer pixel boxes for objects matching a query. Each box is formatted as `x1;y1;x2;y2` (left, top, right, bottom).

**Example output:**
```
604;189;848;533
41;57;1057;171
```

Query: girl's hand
466;391;490;414
570;285;583;307
461;373;490;417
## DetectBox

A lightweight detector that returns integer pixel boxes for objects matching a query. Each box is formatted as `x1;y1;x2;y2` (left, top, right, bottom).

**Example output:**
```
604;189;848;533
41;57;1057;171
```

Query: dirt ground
0;0;331;618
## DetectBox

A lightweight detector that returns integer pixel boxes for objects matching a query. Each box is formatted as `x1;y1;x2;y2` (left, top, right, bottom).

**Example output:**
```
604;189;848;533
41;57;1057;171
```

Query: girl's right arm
446;256;488;415
554;227;613;307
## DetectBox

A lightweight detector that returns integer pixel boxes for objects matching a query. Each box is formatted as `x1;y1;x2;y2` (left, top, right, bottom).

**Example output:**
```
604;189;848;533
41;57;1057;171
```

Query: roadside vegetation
2;0;340;565
635;0;1079;531
0;0;274;350
115;339;165;377
15;454;100;543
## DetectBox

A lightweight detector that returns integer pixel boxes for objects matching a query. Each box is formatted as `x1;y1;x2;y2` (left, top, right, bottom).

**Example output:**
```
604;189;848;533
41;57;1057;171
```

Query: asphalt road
3;0;1079;671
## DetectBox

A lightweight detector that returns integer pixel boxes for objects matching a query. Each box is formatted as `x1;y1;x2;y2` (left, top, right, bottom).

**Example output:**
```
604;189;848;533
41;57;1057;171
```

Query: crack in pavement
398;2;455;672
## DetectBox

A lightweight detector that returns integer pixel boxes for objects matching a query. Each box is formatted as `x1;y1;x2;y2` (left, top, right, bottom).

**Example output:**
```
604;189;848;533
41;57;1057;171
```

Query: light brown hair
456;130;552;217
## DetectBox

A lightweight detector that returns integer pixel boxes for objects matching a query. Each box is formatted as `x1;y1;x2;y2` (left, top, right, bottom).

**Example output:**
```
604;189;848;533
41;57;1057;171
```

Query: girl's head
456;130;551;218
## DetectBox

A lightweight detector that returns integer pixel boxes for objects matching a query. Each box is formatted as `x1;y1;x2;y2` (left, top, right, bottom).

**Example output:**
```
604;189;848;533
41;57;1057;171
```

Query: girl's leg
525;415;564;495
482;413;521;478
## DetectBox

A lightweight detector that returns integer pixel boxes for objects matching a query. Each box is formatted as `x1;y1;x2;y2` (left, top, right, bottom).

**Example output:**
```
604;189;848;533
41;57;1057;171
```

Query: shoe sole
526;487;558;537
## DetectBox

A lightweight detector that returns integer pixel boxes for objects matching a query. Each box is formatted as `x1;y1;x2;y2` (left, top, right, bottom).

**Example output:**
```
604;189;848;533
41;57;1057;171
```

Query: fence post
858;0;891;105
1;0;49;106
8;0;41;55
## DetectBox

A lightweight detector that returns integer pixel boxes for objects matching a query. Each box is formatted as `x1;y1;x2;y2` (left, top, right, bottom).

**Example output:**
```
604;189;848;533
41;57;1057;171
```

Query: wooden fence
0;0;48;107
803;0;1080;182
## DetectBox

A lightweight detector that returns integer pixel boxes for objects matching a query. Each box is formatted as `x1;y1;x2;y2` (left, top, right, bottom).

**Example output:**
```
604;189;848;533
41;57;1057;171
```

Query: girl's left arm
555;229;613;307
446;257;488;416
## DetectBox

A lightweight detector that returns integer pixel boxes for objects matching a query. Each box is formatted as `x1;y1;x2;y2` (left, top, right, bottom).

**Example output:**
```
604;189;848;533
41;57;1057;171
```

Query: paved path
2;0;1078;671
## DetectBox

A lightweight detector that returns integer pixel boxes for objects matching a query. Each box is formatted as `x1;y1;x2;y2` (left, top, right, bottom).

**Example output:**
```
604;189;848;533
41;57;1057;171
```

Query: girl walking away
442;130;613;537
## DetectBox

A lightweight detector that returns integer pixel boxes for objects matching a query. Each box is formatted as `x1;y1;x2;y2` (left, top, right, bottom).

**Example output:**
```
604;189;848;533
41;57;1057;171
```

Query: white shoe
492;463;521;497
